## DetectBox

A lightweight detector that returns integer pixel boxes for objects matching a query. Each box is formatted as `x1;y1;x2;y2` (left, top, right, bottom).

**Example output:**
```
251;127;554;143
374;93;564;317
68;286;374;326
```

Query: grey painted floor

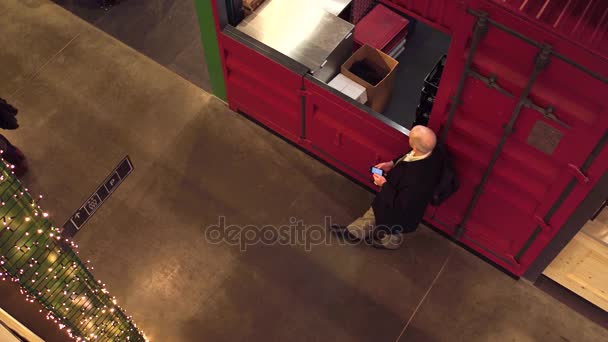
53;0;211;91
1;1;607;341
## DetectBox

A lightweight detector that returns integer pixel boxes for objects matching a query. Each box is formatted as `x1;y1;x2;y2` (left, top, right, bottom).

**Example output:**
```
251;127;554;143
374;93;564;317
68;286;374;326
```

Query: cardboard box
243;0;264;11
341;45;398;113
328;73;368;104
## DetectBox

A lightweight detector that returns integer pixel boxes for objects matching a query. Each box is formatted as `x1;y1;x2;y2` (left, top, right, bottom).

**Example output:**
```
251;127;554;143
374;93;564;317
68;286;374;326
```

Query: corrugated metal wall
493;0;608;59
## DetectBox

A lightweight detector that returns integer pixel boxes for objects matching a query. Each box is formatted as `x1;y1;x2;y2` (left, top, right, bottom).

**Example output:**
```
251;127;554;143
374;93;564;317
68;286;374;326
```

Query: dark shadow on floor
535;275;608;330
399;247;608;342
163;104;456;341
52;0;211;91
52;0;110;23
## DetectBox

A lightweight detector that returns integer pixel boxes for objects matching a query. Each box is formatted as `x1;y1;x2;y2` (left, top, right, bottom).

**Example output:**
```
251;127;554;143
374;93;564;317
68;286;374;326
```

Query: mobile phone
370;167;384;176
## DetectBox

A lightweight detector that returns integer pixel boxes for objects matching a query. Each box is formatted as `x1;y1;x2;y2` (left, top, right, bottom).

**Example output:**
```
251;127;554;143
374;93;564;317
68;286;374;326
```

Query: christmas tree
0;157;146;341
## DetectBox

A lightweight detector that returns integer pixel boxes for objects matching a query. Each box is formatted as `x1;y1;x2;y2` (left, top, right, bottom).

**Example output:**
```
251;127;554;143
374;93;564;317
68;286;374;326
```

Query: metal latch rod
440;12;489;143
454;44;553;240
522;99;571;129
467;8;607;84
468;70;514;98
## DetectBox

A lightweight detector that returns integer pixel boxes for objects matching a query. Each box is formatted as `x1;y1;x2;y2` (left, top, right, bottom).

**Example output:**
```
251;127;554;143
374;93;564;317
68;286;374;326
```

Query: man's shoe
365;233;402;250
330;224;357;240
364;235;386;249
330;224;348;232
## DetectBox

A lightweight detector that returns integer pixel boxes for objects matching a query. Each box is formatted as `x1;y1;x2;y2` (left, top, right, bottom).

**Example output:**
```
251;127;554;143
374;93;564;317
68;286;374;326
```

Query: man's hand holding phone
372;173;386;187
370;166;388;187
375;161;394;173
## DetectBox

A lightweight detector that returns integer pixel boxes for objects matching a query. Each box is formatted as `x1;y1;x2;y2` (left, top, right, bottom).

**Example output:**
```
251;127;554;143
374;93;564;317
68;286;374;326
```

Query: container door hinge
534;215;552;232
567;163;589;184
523;99;570;129
334;132;342;146
468;70;514;98
453;225;465;240
449;95;461;106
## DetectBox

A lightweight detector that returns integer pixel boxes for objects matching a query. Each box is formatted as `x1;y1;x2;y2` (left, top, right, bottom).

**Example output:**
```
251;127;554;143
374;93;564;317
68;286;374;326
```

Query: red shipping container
354;4;409;53
381;0;460;34
214;0;608;277
492;0;608;59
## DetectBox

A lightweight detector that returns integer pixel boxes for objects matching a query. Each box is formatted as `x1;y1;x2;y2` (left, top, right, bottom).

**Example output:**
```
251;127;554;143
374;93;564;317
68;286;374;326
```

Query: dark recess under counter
381;21;451;128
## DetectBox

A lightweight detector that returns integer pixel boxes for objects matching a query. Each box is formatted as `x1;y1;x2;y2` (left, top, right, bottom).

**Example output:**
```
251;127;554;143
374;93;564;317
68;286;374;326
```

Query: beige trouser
346;207;404;250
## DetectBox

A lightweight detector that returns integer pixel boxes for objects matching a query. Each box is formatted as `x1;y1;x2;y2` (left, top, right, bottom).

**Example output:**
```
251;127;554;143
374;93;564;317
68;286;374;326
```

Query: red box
354;4;409;53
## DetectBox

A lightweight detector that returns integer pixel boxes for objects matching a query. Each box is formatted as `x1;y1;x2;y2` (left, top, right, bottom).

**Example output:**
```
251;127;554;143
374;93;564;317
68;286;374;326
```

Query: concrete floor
1;1;607;341
52;0;211;91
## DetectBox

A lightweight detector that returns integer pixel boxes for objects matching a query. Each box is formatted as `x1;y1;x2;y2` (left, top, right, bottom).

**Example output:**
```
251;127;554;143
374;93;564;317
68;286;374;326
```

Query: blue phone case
371;167;383;176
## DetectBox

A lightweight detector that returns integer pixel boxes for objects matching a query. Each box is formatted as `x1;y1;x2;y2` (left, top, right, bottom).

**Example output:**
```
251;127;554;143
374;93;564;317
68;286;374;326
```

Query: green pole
194;0;227;101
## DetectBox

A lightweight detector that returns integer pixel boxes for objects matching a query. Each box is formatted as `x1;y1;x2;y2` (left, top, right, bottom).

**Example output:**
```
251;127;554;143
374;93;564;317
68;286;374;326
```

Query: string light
0;159;147;341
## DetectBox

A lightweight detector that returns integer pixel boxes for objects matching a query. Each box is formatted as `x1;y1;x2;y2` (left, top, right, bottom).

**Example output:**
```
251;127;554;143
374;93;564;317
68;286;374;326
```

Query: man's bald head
409;125;437;155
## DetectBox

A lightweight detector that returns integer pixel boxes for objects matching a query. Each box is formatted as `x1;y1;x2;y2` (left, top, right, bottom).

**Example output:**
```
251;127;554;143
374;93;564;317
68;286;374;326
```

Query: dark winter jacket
0;98;18;130
371;147;444;234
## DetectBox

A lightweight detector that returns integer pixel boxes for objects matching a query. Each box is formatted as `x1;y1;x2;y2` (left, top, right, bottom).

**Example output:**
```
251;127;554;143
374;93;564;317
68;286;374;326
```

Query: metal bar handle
440;12;489;143
454;44;553;240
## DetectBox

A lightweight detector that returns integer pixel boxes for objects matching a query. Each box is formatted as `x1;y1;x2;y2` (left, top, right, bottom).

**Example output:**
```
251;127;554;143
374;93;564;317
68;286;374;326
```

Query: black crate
413;105;430;127
418;87;435;110
423;55;447;98
413;54;446;128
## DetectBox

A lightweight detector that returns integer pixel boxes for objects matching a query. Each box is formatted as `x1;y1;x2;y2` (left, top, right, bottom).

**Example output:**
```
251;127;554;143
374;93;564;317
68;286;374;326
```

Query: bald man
332;126;444;249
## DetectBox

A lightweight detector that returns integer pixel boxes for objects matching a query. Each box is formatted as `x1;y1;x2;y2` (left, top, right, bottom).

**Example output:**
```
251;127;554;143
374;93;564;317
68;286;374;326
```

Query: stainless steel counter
236;0;354;82
315;0;352;16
